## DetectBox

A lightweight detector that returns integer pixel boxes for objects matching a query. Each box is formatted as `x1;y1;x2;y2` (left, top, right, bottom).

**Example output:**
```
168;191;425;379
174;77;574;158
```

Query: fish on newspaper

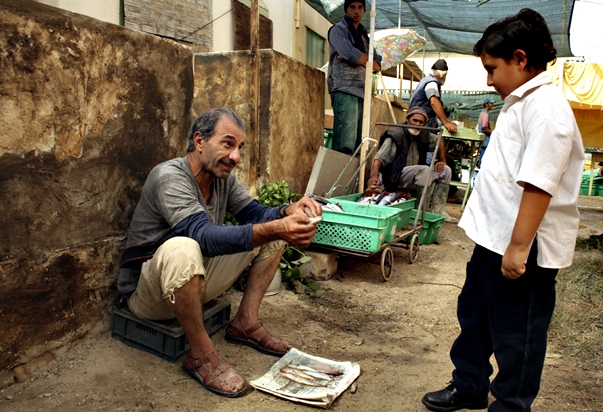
284;364;334;381
280;371;329;387
303;363;344;376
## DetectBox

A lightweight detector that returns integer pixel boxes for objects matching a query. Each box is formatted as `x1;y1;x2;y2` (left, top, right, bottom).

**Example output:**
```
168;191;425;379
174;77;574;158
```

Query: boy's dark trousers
450;240;558;411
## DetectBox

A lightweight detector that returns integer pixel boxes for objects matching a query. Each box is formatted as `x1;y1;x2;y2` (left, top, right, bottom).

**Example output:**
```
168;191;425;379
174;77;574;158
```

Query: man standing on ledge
409;59;457;134
327;0;382;155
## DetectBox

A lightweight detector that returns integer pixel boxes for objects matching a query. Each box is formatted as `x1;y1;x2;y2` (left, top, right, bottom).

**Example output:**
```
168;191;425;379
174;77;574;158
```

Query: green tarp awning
305;0;575;56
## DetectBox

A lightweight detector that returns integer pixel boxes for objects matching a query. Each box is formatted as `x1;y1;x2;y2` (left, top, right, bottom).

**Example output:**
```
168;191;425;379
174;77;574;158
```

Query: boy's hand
501;246;528;279
503;183;552;280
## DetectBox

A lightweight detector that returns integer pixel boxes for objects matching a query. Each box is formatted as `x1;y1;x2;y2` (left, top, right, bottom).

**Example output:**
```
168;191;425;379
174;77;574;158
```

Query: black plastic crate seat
111;298;231;362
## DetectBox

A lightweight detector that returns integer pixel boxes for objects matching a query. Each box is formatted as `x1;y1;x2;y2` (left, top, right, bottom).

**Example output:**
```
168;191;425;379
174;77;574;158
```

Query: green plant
279;246;320;292
259;181;319;293
229;181;320;294
258;181;303;207
223;212;239;226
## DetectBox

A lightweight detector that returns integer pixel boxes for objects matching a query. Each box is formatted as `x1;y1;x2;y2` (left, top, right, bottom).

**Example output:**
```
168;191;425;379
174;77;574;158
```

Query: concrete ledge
300;250;338;281
578;195;603;213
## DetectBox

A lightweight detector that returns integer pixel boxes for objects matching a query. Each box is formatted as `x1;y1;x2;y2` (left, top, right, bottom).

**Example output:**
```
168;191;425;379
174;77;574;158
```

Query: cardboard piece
305;147;361;197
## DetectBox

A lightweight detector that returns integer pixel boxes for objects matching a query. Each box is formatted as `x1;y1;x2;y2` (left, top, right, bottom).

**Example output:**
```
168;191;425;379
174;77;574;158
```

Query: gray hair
431;69;448;80
187;108;245;152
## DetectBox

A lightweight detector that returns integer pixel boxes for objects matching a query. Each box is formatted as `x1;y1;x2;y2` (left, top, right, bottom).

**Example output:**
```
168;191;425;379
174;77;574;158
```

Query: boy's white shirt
459;71;585;269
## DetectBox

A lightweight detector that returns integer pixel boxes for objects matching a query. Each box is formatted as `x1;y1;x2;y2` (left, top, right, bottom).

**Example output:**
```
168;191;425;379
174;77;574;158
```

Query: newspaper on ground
249;348;360;408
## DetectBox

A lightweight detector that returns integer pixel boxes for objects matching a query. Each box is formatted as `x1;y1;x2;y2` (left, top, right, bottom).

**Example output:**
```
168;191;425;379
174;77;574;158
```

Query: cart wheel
408;234;420;264
381;247;394;281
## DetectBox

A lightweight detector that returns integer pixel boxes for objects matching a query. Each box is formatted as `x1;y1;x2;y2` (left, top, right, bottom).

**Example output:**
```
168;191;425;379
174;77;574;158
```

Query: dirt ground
1;202;602;412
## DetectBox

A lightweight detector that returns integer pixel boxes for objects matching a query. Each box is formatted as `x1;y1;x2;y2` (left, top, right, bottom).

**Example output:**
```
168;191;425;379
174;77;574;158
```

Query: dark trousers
332;92;363;155
450;241;558;411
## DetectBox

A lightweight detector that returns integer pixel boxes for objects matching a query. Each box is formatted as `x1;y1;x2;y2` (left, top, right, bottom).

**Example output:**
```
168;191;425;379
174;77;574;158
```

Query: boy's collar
508;71;552;100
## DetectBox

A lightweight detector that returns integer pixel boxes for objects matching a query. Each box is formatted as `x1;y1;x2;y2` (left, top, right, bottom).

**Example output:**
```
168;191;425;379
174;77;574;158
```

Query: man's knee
253;240;287;264
151;237;205;299
438;165;452;183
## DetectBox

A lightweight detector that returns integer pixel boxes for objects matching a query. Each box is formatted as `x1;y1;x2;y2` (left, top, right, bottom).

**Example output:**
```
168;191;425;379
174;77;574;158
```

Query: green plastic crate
312;221;388;254
312;202;401;252
579;174;603;196
336;201;402;243
331;193;416;233
408;209;445;245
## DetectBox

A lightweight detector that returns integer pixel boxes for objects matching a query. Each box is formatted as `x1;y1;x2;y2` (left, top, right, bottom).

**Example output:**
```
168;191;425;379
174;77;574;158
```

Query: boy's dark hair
474;8;557;71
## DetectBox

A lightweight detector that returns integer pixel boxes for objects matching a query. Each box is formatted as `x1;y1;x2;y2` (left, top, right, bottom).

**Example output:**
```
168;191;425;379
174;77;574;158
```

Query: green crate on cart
313;202;401;251
407;209;445;245
324;201;401;243
331;193;416;232
312;220;389;254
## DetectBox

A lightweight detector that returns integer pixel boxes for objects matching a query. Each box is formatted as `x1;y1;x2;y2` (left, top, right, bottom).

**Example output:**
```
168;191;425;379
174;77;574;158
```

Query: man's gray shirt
117;156;254;295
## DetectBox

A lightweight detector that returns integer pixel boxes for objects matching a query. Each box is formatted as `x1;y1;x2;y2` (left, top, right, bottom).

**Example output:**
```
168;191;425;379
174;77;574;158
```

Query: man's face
346;2;365;23
197;117;244;180
408;114;426;127
438;73;447;86
408;114;426;135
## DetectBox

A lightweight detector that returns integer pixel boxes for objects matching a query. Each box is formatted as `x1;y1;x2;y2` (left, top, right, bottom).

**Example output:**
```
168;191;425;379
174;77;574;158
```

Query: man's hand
444;121;458;134
367;176;381;187
252;196;323;248
434;160;446;173
277;214;318;248
287;196;323;221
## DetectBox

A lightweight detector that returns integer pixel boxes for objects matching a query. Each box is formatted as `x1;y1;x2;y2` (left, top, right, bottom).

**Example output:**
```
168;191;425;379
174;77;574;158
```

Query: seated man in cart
117;108;323;398
367;106;457;223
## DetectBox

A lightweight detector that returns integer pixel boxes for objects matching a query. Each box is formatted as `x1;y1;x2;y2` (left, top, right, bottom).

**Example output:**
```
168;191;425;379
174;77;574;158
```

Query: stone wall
0;0;194;379
192;50;325;195
0;0;400;388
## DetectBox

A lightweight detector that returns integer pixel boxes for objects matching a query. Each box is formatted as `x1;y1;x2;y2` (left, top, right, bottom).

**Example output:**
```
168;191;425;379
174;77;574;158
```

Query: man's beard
408;128;421;136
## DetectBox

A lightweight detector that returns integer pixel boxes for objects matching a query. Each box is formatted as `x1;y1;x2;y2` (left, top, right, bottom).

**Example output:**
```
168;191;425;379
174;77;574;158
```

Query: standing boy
422;8;585;412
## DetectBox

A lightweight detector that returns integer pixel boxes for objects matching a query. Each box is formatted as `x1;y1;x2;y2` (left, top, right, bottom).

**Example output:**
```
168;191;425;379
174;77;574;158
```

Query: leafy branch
230;181;319;293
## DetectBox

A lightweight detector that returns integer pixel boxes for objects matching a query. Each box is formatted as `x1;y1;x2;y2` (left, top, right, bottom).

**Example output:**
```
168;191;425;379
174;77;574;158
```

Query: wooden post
248;0;260;197
359;0;377;193
379;72;397;123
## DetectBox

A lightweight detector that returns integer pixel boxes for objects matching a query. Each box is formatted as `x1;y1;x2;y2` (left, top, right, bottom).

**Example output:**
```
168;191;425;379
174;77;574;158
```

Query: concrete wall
35;0;122;25
213;0;331;68
192;50;325;195
0;0;194;381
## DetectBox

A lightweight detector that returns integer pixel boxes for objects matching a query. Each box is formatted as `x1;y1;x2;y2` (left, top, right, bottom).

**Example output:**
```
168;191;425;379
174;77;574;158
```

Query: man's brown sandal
225;322;292;356
182;350;249;397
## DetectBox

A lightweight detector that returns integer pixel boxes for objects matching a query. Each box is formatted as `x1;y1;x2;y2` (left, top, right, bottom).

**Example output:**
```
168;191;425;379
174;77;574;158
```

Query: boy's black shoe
421;382;488;411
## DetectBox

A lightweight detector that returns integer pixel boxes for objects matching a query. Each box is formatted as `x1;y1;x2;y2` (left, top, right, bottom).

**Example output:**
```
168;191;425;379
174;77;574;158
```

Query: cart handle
326;136;378;198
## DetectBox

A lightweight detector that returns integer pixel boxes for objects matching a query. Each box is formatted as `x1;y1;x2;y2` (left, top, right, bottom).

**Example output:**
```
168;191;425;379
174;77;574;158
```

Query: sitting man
117;108;322;398
367;106;457;223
